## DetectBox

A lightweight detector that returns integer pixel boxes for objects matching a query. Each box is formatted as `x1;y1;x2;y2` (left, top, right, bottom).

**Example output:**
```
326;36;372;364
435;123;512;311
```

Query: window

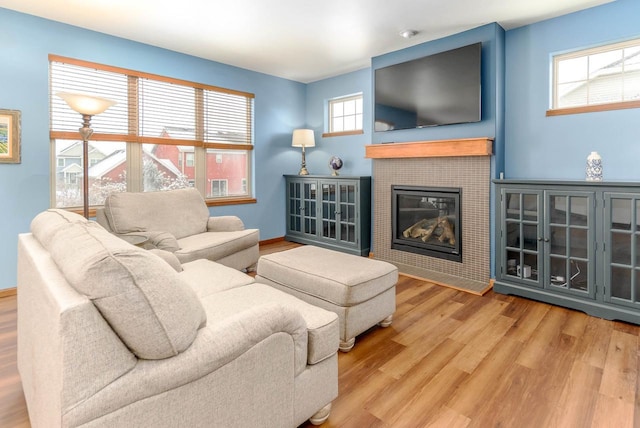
211;179;228;197
49;55;255;211
549;38;640;116
324;94;363;137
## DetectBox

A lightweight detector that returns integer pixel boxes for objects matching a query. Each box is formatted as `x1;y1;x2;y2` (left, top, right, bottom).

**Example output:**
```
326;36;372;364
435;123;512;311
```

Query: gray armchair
96;188;259;271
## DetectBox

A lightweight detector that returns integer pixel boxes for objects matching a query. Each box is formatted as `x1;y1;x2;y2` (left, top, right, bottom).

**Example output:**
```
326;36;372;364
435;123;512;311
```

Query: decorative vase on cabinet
586;151;603;181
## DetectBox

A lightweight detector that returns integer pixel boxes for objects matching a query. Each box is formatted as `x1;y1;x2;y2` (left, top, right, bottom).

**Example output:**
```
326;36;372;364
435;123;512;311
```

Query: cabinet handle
544;238;550;242
537;237;543;241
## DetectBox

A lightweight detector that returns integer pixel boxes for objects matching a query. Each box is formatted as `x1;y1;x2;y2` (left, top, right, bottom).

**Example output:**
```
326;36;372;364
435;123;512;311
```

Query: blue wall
0;8;306;290
505;0;640;180
304;68;372;176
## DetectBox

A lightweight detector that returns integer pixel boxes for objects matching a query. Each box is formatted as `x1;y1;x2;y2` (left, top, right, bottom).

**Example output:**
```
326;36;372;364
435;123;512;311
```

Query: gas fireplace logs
402;216;456;245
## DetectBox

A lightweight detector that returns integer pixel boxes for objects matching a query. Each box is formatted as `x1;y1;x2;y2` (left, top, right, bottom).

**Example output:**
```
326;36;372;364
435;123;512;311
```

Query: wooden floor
3;241;640;427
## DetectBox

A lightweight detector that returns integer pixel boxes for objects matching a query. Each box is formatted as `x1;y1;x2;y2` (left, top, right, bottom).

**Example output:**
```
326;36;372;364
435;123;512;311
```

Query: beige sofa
17;209;339;427
96;188;259;271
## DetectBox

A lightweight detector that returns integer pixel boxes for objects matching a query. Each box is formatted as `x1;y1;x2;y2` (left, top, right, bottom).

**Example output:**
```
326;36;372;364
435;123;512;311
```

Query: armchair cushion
104;188;209;239
38;215;206;360
175;230;259;264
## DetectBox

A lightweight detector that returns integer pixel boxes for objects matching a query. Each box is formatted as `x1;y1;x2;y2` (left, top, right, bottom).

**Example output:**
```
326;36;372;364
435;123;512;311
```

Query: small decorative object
586;151;603;181
329;155;343;176
0;109;21;164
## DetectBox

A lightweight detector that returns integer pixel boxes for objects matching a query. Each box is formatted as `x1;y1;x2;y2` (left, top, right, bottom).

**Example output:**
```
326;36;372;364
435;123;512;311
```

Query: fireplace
392;186;462;262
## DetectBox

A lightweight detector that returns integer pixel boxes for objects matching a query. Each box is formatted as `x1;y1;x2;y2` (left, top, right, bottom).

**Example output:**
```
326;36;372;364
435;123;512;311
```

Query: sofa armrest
64;303;309;426
207;215;245;232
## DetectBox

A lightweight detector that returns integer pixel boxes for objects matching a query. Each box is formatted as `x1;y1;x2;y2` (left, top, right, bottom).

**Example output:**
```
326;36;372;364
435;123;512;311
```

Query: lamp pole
79;114;95;219
56;92;116;218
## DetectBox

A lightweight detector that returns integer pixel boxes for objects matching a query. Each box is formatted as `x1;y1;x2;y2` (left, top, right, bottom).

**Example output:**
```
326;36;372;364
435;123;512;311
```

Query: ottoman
256;245;398;352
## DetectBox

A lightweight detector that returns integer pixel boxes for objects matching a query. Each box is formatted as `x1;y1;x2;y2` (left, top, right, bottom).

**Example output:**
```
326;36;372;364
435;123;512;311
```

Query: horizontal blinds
50;55;254;148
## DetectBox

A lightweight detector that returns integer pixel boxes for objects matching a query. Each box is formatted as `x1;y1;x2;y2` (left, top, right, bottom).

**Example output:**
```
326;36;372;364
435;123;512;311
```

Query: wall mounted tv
374;42;481;132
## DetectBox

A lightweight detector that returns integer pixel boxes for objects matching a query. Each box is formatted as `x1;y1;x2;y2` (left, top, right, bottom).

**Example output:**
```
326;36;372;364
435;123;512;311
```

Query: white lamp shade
57;92;117;115
292;129;315;148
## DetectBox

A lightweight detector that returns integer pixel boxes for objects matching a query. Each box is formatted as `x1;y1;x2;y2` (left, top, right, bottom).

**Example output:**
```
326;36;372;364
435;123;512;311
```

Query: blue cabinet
495;180;640;324
285;175;371;256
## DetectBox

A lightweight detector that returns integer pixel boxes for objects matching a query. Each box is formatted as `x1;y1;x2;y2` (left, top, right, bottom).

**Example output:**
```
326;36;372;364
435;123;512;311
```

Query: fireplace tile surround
367;139;492;294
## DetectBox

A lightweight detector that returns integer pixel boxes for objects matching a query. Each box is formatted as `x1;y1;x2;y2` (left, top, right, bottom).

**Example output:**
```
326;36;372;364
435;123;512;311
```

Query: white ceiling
1;0;614;83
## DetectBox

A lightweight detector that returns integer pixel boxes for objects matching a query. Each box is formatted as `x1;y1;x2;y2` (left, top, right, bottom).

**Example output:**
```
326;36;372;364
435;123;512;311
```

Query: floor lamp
57;92;117;218
292;129;315;175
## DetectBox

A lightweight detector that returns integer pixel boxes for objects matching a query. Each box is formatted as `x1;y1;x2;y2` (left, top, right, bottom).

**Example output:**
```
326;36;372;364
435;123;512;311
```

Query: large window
549;38;640;116
324;94;363;137
49;55;255;212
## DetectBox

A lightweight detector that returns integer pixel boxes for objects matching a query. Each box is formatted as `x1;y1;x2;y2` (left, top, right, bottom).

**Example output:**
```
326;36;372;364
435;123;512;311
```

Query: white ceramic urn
586;151;603;181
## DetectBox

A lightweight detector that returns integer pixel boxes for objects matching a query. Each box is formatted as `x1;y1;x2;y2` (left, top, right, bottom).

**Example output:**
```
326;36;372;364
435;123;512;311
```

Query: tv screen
374;42;481;132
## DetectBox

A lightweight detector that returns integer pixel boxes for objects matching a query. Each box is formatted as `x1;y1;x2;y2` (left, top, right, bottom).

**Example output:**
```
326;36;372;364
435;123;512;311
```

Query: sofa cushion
175;229;259;264
30;209;90;248
179;259;255;297
148;249;183;272
103;188;209;239
200;283;339;366
34;216;206;360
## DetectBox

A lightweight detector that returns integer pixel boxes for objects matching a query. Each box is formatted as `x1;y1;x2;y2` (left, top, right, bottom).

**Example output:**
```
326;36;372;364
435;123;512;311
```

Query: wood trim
322;130;364;138
398;273;494;296
0;288;17;298
365;137;493;159
546;100;640;116
50;132;254;151
205;197;256;207
203;143;254;151
259;236;286;246
49;54;255;98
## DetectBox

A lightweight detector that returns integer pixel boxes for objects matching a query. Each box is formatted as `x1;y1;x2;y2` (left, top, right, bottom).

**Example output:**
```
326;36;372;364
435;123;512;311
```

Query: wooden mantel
365;137;493;159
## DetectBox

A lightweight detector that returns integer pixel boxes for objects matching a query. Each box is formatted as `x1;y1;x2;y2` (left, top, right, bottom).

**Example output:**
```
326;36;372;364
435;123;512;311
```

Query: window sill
205;197;257;207
546;100;640;117
322;130;364;138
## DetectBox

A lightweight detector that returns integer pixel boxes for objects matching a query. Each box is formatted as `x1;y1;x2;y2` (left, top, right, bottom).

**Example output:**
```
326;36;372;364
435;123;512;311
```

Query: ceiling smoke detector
399;30;418;39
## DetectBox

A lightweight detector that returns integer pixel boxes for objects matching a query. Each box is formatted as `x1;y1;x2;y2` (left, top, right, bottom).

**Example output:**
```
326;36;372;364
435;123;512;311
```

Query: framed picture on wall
0;109;21;164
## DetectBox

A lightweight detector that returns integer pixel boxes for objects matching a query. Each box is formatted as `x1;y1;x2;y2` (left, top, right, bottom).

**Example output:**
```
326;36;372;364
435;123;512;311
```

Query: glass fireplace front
392;185;462;262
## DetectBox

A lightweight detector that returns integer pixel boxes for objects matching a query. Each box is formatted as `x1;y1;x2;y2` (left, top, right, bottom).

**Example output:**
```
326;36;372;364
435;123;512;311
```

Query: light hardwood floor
2;241;640;427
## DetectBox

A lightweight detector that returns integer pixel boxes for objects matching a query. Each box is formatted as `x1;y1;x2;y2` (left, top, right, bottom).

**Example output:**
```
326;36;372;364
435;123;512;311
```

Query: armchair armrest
65;304;309;426
207;215;246;232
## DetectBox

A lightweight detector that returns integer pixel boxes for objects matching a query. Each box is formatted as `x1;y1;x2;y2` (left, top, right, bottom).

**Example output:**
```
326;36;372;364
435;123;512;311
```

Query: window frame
323;93;364;137
49;55;257;214
547;38;640;116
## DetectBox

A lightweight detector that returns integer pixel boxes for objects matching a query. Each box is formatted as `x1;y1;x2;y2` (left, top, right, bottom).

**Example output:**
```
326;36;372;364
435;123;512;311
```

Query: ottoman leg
378;314;393;328
309;403;332;425
339;338;356;353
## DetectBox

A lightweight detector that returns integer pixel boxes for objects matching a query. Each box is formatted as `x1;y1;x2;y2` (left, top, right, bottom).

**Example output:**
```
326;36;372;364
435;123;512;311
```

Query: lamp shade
292;129;315;148
57;92;117;115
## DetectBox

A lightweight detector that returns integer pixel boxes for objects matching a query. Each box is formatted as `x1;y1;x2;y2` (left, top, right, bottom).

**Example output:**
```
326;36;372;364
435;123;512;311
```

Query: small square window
328;94;363;134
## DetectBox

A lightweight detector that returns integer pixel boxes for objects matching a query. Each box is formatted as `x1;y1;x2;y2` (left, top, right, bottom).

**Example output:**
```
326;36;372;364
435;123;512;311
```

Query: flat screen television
374;42;481;132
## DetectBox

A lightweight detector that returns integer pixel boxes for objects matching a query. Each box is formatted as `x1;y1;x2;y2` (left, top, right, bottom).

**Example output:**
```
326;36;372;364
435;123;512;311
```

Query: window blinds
49;55;254;148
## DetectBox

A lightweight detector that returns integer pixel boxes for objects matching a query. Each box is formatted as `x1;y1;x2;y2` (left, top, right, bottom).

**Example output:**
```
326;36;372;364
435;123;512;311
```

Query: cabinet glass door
502;190;542;287
302;182;317;235
288;181;303;233
321;182;337;239
545;192;594;297
338;183;357;244
605;193;640;308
